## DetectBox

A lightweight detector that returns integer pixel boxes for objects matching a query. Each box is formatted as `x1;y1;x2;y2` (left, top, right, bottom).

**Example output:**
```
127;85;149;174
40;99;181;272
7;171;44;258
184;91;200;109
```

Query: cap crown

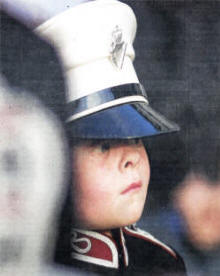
35;0;139;103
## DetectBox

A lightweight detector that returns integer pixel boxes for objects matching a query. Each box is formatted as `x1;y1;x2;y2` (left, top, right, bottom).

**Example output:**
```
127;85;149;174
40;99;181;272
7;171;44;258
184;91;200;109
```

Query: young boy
36;0;187;275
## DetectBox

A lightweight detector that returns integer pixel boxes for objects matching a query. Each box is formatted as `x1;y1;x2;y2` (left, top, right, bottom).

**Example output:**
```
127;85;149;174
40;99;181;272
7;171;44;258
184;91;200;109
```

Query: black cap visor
66;101;179;139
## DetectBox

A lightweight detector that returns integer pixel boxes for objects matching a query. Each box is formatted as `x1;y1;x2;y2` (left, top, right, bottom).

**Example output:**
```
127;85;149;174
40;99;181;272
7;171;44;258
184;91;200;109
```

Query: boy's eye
128;138;141;145
134;138;140;145
88;140;111;152
100;142;110;152
87;139;142;153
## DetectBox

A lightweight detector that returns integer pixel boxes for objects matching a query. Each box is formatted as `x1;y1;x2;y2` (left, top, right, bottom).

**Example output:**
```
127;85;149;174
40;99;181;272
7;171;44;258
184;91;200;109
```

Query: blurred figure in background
140;171;220;276
175;173;220;253
0;76;70;275
173;173;220;276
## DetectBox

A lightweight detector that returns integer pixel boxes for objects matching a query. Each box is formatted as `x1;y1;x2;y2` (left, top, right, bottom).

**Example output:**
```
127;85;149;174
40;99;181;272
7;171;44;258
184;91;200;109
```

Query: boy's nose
119;146;141;172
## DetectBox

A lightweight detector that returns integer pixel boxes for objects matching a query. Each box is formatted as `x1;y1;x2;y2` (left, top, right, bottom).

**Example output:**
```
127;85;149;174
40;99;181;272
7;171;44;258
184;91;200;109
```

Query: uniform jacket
56;225;187;276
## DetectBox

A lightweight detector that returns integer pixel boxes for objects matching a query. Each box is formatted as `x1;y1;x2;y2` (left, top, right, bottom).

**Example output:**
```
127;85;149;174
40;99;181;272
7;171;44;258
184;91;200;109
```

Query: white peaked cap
35;0;179;139
35;1;143;111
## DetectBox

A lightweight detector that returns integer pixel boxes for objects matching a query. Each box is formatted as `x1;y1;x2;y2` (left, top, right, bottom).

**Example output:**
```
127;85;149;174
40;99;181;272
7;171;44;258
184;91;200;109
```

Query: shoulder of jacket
123;225;178;259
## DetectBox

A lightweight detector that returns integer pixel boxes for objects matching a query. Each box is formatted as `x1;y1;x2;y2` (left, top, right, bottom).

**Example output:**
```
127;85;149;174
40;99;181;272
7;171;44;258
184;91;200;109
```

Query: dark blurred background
0;10;66;121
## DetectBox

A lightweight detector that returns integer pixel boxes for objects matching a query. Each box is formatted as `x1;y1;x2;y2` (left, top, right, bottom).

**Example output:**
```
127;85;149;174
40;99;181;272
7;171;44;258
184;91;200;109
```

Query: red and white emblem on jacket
71;229;120;268
70;226;176;269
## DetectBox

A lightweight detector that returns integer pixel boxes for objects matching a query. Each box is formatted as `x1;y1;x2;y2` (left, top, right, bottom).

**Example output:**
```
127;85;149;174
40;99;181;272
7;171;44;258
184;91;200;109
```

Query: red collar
70;228;128;268
70;226;177;268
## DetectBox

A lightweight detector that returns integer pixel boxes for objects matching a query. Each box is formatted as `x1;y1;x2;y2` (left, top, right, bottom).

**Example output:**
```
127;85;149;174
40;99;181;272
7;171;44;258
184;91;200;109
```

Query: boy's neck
98;230;113;238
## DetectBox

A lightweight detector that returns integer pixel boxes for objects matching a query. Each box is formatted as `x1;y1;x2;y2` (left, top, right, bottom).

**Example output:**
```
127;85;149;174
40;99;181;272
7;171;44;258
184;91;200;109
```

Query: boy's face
71;139;150;230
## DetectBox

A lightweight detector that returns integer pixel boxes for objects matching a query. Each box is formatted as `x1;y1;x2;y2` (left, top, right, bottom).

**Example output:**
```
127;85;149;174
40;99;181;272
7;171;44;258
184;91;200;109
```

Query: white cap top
35;0;140;103
1;0;90;28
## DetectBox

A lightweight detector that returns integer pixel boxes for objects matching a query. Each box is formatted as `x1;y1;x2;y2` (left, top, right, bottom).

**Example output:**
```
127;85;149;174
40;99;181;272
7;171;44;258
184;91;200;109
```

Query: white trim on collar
120;228;129;267
73;253;118;268
124;226;177;259
71;229;119;268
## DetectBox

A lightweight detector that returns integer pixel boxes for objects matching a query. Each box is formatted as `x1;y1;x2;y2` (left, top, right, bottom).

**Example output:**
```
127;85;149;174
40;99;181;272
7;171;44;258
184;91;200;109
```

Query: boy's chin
116;204;145;227
117;212;143;227
72;203;145;230
75;214;143;231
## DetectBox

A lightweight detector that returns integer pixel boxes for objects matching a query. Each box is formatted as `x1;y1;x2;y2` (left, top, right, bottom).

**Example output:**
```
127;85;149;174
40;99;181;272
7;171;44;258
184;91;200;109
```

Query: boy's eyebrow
70;138;141;147
90;139;141;146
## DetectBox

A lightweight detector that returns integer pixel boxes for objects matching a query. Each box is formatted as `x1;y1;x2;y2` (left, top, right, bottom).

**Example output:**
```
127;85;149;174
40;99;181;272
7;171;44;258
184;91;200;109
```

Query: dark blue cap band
65;83;179;139
66;102;179;139
66;83;147;121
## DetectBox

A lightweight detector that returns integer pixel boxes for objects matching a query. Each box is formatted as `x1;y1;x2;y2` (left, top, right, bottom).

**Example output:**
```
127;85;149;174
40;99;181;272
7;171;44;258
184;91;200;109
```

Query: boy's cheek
79;184;111;202
73;173;114;204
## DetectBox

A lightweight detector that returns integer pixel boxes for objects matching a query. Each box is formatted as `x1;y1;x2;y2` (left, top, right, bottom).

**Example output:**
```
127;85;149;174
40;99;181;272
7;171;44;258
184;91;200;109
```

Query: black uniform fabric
55;226;187;276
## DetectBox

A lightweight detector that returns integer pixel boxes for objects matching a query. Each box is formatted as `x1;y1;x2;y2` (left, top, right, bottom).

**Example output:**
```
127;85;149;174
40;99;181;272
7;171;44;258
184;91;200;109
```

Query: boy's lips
121;181;142;195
